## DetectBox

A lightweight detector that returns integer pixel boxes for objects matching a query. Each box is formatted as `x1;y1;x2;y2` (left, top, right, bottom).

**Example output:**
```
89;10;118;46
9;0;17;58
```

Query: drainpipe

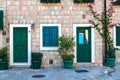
104;0;107;64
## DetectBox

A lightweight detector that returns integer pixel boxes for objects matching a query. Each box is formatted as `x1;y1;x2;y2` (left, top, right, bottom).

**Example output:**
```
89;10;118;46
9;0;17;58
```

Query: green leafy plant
61;54;75;60
88;3;116;58
77;0;83;3
58;35;75;60
0;47;8;61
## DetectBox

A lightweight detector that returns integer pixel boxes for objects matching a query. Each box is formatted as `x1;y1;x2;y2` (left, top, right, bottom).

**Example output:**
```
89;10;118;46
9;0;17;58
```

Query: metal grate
32;74;45;78
75;70;89;73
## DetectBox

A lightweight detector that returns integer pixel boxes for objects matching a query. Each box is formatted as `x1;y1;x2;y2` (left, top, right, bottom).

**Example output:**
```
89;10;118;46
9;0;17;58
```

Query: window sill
40;47;58;50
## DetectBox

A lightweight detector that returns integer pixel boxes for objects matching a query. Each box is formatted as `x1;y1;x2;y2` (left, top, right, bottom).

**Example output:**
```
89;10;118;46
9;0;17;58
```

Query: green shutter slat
50;27;58;46
41;0;60;3
0;11;3;30
41;0;47;3
43;27;50;46
116;26;120;46
74;0;93;3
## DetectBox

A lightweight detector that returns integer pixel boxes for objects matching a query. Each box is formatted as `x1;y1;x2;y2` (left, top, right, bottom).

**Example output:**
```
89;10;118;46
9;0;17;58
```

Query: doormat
75;70;89;73
32;74;45;78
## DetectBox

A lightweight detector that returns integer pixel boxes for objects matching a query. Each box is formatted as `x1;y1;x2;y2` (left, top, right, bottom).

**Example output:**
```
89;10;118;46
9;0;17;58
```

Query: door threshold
9;65;31;69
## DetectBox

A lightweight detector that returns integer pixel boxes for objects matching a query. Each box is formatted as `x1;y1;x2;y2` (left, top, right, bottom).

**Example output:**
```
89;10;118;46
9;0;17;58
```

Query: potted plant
106;48;116;67
88;2;116;67
0;47;8;70
31;52;43;69
58;35;75;69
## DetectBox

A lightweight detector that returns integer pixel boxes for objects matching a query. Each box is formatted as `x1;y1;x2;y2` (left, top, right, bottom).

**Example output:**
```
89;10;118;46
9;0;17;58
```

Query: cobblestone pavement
0;65;120;80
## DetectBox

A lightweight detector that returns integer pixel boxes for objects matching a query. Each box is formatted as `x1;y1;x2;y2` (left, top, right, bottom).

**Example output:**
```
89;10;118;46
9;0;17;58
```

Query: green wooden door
13;27;28;63
76;27;91;62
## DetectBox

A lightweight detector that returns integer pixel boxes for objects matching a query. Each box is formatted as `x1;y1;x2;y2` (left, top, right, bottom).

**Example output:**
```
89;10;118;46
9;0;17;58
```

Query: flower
89;20;93;23
96;14;100;16
88;5;93;9
88;2;116;58
92;11;97;14
109;24;114;28
111;10;115;13
109;24;116;28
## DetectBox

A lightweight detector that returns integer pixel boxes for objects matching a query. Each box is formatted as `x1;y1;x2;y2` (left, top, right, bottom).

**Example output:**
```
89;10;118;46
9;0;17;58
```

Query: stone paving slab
0;65;120;80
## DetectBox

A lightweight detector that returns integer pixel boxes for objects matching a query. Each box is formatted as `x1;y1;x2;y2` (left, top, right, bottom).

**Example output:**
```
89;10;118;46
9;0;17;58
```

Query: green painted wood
43;27;50;46
41;0;60;3
43;26;58;47
50;27;58;46
13;27;28;62
74;0;93;3
76;27;91;62
116;26;120;46
0;11;3;30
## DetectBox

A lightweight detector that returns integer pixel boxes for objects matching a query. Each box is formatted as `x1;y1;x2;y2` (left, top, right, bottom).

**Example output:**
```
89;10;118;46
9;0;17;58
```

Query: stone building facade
0;0;120;68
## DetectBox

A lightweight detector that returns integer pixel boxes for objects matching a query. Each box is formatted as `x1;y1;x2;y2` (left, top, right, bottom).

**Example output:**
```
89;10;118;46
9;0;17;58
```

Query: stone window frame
40;24;61;50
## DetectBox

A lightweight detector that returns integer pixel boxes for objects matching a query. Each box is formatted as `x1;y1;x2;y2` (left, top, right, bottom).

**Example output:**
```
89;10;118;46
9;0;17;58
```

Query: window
40;24;61;50
112;0;120;5
0;10;3;30
114;26;120;48
74;0;94;3
40;0;60;3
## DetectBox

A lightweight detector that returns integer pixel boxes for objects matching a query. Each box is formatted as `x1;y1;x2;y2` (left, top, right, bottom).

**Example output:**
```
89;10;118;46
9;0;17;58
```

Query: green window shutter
0;11;3;30
74;0;94;3
116;26;120;46
41;0;60;3
43;27;51;46
41;0;47;3
114;0;120;5
43;26;58;47
50;27;58;46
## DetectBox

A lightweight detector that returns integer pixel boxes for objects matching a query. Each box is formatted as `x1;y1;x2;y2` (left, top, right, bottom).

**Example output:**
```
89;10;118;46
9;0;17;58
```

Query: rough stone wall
0;0;6;48
1;0;105;67
113;5;120;64
105;1;120;64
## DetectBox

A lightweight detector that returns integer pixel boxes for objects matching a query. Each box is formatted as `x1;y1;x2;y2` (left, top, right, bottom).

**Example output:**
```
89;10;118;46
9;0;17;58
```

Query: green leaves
61;54;75;60
88;3;116;58
58;35;75;60
0;47;8;61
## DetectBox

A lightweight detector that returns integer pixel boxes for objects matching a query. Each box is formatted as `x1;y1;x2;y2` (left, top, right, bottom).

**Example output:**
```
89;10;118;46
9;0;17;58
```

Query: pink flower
89;20;93;23
92;11;97;14
111;10;115;13
109;24;115;28
88;5;93;9
96;14;100;16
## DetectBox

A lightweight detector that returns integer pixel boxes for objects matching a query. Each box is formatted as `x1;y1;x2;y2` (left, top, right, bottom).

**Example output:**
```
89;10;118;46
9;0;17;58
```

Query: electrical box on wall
0;11;3;30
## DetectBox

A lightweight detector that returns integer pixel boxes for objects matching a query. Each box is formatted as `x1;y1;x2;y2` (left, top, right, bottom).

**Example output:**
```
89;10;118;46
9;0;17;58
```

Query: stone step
9;66;31;69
